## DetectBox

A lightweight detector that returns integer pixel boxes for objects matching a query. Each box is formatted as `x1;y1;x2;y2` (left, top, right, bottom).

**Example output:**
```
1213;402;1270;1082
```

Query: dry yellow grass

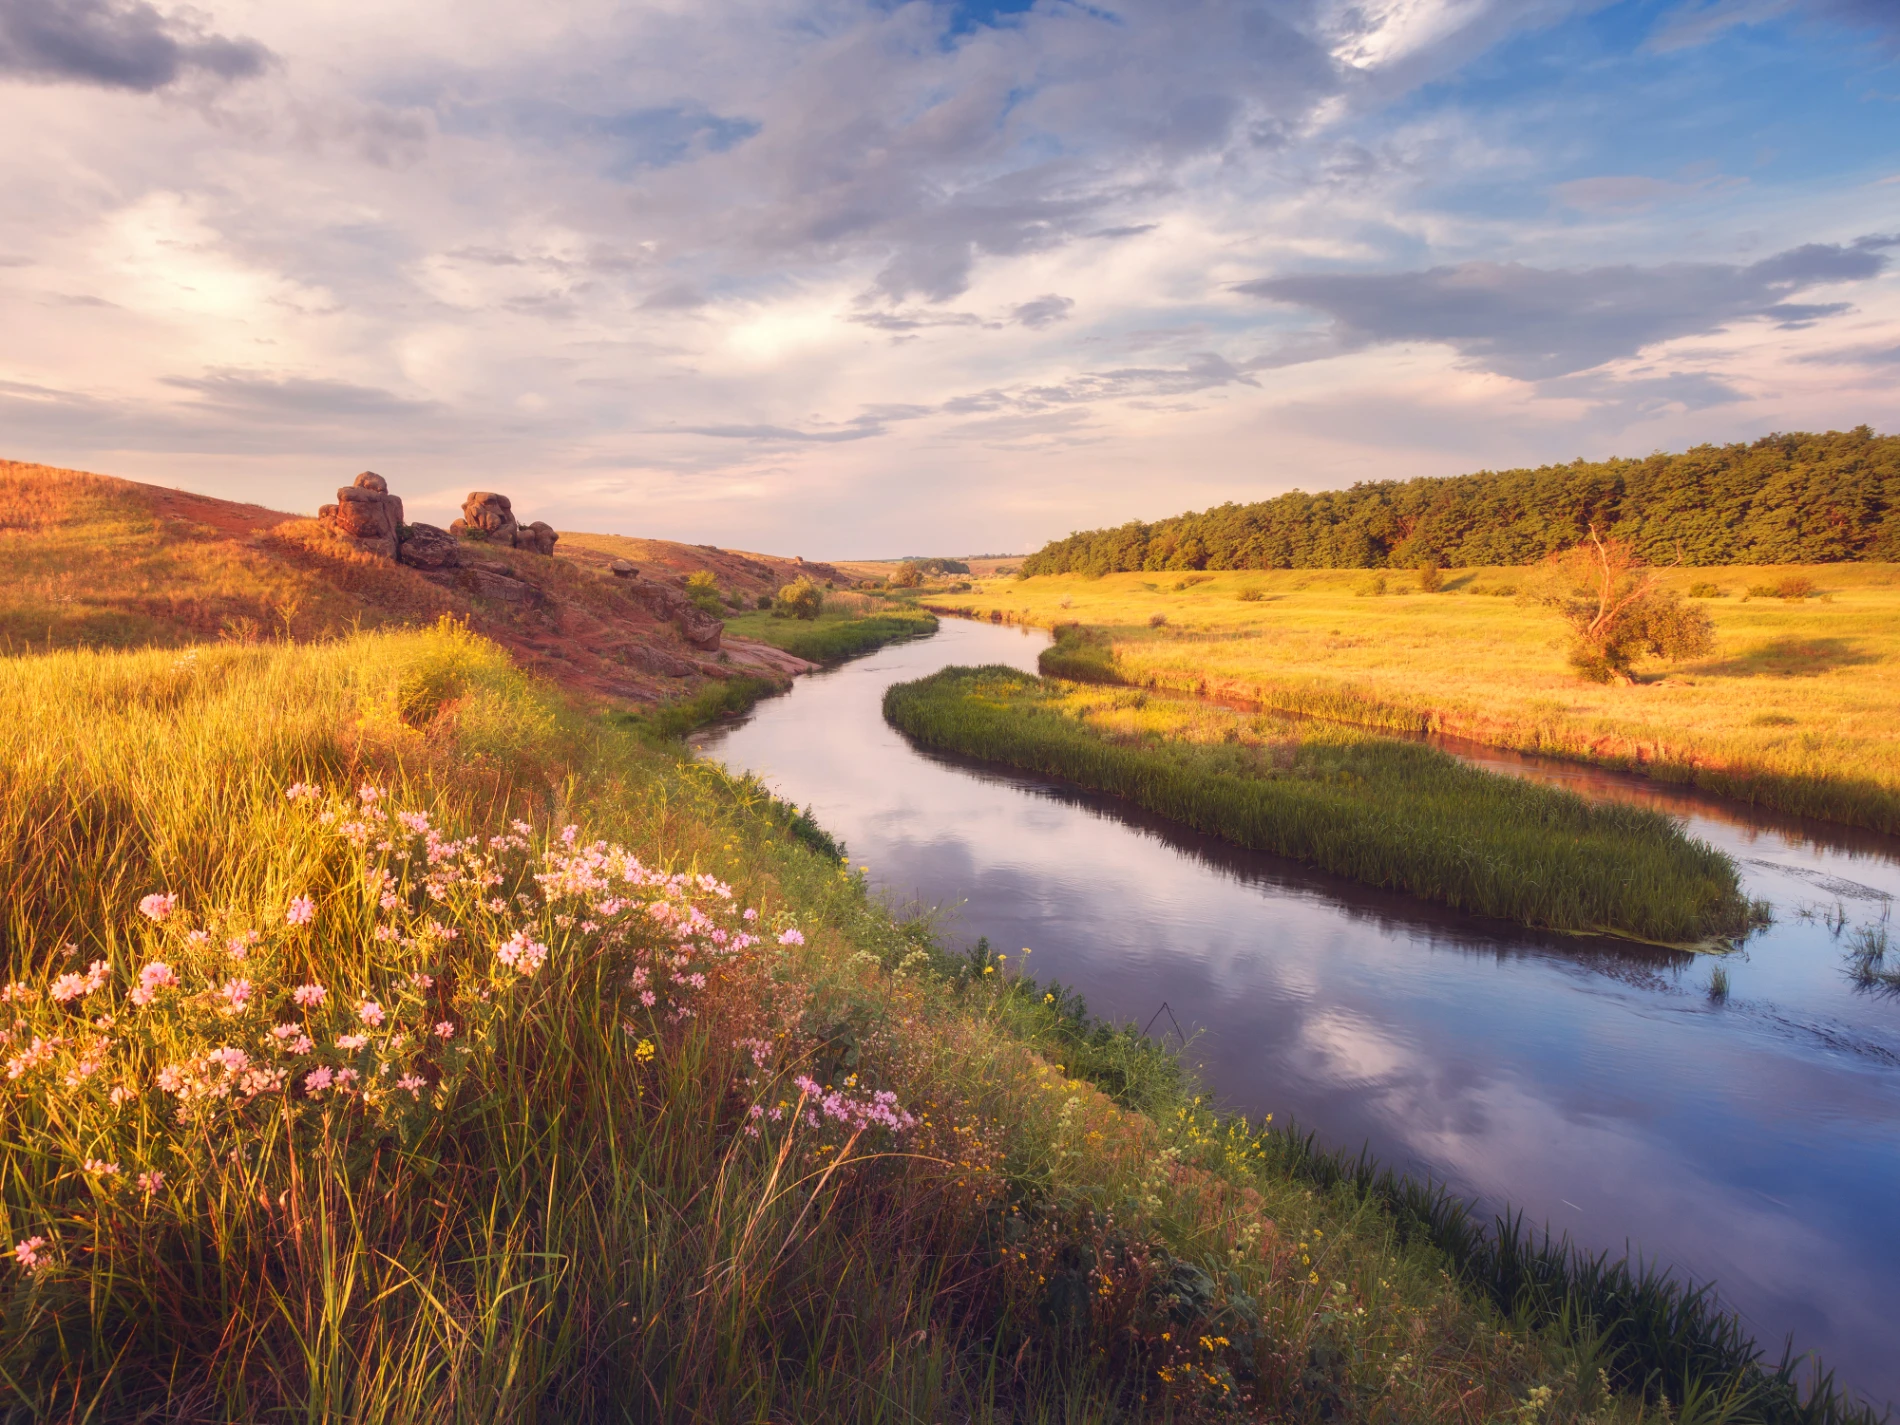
934;562;1900;830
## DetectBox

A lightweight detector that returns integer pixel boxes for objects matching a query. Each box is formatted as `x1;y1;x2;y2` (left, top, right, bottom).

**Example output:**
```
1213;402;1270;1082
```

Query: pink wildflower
5;1037;58;1080
227;929;261;959
82;1159;120;1177
185;929;211;947
433;1021;456;1039
12;1236;49;1275
303;1066;334;1096
0;982;32;1004
777;928;805;947
333;1067;360;1091
129;962;179;1008
395;1072;428;1099
50;961;108;1005
155;1064;188;1094
138;893;176;922
292;983;326;1008
285;782;320;801
137;1170;165;1195
356;999;385;1029
743;908;758;922
336;1033;368;1051
216;978;253;1015
495;929;548;976
285;896;316;927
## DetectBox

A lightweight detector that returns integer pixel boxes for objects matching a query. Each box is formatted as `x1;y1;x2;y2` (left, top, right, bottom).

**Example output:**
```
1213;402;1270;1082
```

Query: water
699;617;1900;1406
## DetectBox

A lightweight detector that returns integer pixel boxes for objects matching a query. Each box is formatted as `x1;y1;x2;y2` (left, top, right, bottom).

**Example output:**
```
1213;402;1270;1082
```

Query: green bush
684;569;725;615
775;578;823;620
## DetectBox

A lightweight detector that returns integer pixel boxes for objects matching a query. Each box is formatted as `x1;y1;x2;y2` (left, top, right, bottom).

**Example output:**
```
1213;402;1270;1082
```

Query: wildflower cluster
2;781;921;1283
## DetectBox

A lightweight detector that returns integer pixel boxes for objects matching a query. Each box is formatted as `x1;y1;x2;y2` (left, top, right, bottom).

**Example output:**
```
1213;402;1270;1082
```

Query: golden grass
0;462;446;652
936;563;1900;831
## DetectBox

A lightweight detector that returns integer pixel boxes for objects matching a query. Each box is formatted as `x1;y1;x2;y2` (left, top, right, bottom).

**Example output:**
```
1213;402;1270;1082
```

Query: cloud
1011;293;1075;328
1651;0;1900;52
1235;241;1892;380
0;0;269;91
161;372;438;422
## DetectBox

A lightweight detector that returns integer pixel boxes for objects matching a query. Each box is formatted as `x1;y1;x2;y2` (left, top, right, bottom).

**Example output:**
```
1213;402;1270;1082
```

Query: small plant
1148;612;1167;628
774;577;824;621
1687;581;1726;598
756;592;773;609
1353;574;1388;598
1416;562;1444;594
1237;587;1264;602
1845;921;1896;988
1707;964;1729;1002
684;569;725;615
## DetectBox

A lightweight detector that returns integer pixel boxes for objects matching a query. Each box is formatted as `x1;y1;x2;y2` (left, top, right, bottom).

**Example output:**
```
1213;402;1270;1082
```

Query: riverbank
3;621;1746;1421
927;563;1900;833
884;665;1753;945
722;599;937;664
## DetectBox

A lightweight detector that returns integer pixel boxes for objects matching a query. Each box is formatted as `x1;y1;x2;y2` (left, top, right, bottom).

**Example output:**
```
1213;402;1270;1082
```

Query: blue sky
0;0;1895;555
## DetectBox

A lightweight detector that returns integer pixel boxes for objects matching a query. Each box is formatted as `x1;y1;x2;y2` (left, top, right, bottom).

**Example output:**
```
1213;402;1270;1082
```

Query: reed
883;665;1753;944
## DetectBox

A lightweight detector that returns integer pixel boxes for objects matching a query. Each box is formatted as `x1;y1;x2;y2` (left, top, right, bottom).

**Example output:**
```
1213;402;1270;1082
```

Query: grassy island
884;665;1753;946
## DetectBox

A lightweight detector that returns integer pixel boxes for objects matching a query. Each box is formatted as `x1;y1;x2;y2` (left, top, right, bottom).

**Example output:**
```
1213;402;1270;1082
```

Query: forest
1020;428;1900;574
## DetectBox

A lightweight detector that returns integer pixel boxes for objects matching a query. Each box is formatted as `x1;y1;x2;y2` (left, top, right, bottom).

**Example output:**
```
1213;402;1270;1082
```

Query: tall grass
883;666;1752;944
4;622;1689;1421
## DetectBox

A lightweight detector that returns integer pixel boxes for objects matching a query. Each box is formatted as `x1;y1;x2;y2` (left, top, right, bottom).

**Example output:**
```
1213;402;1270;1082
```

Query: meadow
5;619;1772;1423
884;666;1751;946
930;563;1900;832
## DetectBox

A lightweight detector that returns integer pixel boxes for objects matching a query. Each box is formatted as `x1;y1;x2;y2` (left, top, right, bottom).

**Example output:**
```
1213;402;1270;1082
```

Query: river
697;616;1900;1407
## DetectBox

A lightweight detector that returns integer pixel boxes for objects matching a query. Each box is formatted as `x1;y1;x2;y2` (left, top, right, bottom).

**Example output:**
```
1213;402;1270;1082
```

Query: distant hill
1021;428;1900;575
0;460;834;700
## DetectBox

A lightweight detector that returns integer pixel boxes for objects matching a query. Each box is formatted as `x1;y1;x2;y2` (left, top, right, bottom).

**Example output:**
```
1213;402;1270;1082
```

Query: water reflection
699;618;1900;1407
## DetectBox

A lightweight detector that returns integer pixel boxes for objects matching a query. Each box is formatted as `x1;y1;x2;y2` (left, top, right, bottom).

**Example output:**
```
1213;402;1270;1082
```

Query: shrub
1774;574;1816;600
1416;562;1444;594
1687;582;1726;598
1237;587;1264;602
1523;529;1715;683
888;563;924;589
776;577;823;621
756;592;774;609
1353;574;1388;598
1148;613;1167;628
684;569;725;615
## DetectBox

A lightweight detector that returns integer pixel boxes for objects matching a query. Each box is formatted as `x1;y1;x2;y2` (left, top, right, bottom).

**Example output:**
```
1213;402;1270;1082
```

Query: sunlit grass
933;563;1900;831
723;603;938;663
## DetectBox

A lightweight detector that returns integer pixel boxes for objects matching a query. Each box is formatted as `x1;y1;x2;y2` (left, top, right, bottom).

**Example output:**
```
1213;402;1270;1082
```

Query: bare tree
1523;527;1714;683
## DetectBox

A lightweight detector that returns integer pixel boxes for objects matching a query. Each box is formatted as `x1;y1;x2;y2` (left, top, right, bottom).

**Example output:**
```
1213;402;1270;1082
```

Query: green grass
883;666;1752;945
723;604;938;663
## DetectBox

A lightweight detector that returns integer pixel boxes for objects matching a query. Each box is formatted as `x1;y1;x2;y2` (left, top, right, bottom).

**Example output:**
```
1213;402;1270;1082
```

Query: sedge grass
0;620;1712;1422
883;665;1751;944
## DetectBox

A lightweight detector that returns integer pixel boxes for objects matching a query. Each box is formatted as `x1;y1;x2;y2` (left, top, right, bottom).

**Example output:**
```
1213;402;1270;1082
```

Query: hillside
1023;428;1900;575
0;460;841;701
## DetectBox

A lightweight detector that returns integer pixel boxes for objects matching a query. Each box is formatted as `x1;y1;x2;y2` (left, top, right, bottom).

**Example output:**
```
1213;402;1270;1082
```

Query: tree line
1020;428;1900;574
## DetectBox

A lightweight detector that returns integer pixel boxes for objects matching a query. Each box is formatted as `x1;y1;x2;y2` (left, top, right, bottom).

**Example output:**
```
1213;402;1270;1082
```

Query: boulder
610;559;637;578
396;522;463;571
316;471;403;559
454;491;518;546
520;519;559;556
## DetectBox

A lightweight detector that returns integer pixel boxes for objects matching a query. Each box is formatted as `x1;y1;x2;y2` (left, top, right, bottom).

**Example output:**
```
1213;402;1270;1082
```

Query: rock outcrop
317;471;404;560
395;522;463;571
449;491;558;555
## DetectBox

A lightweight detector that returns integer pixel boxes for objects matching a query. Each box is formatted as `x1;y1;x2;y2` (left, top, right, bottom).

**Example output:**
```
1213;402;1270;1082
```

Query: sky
1;0;1897;557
